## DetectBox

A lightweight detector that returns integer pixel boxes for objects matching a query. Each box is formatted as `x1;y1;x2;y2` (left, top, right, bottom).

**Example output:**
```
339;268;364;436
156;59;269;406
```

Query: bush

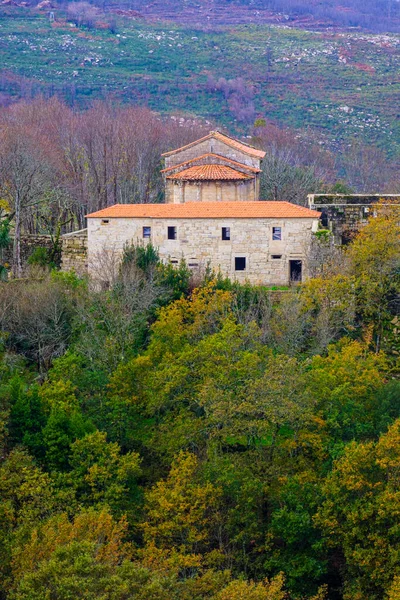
27;247;51;268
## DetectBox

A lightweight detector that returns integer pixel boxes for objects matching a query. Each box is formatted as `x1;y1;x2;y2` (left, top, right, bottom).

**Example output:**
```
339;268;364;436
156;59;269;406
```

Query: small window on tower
222;227;230;241
143;226;151;238
272;227;282;241
168;226;177;240
235;257;246;271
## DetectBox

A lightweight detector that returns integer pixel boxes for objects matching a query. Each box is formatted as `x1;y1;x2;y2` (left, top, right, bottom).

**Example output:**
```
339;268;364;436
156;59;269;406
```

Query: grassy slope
0;8;399;152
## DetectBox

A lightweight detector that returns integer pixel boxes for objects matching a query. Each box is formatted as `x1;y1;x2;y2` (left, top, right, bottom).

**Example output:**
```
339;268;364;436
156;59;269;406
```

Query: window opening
272;255;282;259
143;226;151;238
168;226;177;240
272;227;282;241
101;219;109;225
222;227;230;240
235;257;246;271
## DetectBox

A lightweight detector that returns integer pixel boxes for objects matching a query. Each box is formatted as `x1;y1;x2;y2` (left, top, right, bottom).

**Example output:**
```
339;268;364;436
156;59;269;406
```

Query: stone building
84;132;320;286
162;131;265;204
86;201;320;286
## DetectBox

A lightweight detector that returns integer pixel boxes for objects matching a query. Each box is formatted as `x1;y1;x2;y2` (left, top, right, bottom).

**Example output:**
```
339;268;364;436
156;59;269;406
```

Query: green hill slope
0;8;399;152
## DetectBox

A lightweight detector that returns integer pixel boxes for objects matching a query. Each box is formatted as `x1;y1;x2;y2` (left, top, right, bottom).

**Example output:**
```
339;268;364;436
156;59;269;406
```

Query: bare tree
0;277;73;370
0;126;54;276
260;143;324;205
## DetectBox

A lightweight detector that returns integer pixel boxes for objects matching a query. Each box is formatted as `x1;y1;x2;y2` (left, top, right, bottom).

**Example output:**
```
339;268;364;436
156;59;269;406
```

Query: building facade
87;202;320;286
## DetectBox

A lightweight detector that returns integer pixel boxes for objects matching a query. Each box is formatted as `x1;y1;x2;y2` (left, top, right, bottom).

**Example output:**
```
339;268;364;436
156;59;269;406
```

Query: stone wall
61;229;88;277
1;234;53;268
164;138;261;170
308;194;400;244
166;179;257;203
88;216;318;286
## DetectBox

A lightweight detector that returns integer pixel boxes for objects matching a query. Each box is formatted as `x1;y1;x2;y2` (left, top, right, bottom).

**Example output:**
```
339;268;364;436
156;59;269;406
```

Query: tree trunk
13;193;22;278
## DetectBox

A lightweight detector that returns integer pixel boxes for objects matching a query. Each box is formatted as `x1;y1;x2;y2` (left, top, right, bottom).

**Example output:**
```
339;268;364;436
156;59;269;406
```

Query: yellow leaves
149;283;233;357
307;338;386;405
387;576;400;600
11;508;130;588
142;452;223;570
301;274;355;314
0;199;10;214
316;421;400;598
214;572;286;600
38;379;79;415
375;419;400;473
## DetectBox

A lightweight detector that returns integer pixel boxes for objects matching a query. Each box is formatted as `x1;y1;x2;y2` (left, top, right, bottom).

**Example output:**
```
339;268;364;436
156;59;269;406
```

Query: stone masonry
61;229;88;277
87;214;318;286
308;194;400;244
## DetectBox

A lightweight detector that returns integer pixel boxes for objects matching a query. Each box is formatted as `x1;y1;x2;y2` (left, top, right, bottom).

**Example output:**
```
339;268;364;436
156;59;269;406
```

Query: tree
0;275;76;370
259;144;325;206
346;210;400;352
142;452;223;571
0;125;54;276
316;419;400;600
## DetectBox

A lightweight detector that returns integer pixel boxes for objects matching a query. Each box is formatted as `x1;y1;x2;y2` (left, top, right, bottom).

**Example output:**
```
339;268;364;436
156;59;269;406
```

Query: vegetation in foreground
0;212;399;599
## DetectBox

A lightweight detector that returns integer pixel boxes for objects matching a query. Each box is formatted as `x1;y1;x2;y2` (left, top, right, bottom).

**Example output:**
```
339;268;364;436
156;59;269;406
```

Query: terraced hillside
0;7;399;153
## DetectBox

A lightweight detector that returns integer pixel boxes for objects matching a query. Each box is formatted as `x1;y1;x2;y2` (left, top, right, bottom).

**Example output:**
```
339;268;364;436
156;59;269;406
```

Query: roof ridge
86;201;320;219
162;131;265;159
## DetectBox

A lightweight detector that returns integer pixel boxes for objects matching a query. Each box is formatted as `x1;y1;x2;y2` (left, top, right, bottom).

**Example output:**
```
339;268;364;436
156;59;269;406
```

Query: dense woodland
0;203;399;598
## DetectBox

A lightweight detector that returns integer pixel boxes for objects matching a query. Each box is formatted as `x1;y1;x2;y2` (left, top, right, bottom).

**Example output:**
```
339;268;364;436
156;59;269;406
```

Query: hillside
0;7;399;154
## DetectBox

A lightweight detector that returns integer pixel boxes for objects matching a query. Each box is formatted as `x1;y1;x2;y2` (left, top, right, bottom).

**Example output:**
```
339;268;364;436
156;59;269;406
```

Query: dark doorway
289;260;302;283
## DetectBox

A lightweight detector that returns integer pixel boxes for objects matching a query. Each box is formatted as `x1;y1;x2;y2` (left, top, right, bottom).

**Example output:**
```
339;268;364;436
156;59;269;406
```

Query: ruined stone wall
1;235;53;268
61;229;88;277
88;216;318;286
308;194;400;244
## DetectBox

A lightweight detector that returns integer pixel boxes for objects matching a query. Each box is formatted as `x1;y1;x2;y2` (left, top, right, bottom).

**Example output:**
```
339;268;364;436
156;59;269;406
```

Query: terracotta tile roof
87;202;321;220
161;153;260;174
162;131;266;159
166;164;253;181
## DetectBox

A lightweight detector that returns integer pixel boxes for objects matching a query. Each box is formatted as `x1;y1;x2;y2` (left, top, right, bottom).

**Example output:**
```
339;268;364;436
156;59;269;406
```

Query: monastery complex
86;132;321;286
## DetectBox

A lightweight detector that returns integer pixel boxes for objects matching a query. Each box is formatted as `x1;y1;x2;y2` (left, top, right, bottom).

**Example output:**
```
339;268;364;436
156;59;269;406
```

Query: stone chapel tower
161;131;265;204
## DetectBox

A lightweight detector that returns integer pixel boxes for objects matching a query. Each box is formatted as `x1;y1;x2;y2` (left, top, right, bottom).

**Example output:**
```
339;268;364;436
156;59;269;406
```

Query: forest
0;200;399;599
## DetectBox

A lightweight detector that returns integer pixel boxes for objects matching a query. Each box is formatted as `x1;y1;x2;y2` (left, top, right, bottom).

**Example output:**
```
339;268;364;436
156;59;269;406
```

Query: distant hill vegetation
58;0;400;32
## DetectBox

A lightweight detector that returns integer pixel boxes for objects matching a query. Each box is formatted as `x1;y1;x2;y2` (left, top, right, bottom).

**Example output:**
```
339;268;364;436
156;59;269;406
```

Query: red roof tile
161;153;260;174
166;164;253;181
87;202;321;219
162;131;266;159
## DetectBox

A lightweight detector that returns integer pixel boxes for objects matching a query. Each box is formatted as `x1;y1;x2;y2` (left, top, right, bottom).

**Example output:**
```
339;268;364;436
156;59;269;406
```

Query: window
143;226;151;238
222;227;230;241
272;255;282;259
272;227;282;241
235;257;246;271
168;226;177;240
101;219;109;225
